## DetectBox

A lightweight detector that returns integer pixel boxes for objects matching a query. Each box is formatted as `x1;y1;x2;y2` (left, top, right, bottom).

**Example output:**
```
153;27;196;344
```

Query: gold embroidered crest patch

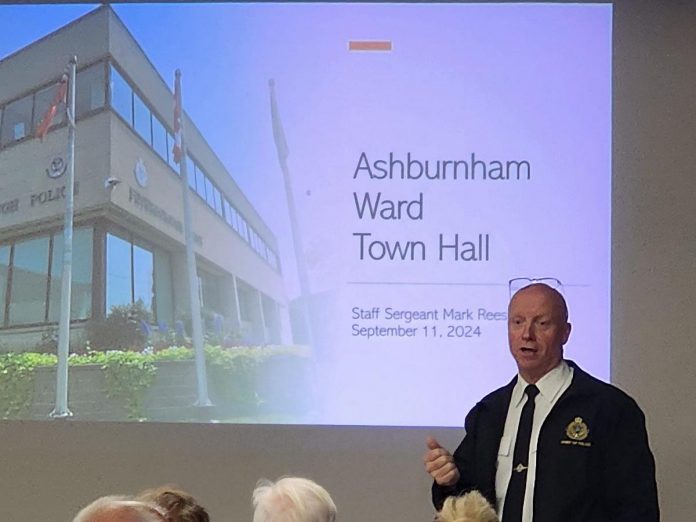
565;417;589;441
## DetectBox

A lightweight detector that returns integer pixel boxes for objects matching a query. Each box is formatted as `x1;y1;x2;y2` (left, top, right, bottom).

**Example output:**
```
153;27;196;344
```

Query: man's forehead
509;284;565;312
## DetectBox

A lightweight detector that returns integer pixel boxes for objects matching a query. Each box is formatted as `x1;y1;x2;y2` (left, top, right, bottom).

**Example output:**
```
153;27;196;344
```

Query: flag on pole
172;71;183;164
36;73;68;141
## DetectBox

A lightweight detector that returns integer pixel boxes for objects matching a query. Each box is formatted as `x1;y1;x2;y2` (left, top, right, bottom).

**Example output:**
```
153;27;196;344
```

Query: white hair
252;477;337;522
436;491;498;522
73;495;166;522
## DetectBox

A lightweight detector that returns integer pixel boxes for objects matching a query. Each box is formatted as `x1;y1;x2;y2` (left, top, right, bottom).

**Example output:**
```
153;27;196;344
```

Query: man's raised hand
423;436;460;487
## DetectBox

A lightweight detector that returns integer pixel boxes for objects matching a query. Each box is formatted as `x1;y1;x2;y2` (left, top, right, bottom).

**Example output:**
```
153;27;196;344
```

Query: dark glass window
152;115;168;163
106;233;156;315
133;93;152;145
204;176;215;209
1;94;33;146
194;163;206;200
33;83;66;133
8;236;50;325
199;271;222;315
106;233;132;312
109;65;133;124
231;206;241;233
48;228;93;322
76;62;106;117
224;199;234;227
236;281;255;323
240;218;250;241
212;186;223;216
133;244;153;311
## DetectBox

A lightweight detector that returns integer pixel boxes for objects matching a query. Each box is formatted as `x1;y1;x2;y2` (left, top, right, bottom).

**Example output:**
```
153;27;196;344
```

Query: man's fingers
423;436;458;485
424;453;454;474
434;466;460;487
426;435;442;450
423;447;451;465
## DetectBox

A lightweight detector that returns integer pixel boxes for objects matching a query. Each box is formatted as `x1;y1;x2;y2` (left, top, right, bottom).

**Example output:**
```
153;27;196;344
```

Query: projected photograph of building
0;6;313;422
0;6;289;349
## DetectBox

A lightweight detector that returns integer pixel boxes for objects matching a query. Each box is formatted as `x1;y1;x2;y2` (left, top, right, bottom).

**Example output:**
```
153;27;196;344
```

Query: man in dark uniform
423;283;659;522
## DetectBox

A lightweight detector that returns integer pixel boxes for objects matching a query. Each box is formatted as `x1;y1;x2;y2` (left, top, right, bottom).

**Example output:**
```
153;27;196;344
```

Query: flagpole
268;79;314;347
175;70;212;409
50;55;77;419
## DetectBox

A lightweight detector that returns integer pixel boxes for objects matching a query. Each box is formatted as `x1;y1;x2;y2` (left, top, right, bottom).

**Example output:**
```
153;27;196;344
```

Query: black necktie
502;384;540;522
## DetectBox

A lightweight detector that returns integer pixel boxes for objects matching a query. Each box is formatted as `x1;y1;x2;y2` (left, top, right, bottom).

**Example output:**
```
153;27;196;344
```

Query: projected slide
0;3;611;426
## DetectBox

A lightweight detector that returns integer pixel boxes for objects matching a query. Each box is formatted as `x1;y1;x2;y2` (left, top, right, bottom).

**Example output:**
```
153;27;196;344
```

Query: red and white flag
172;70;183;164
35;74;68;141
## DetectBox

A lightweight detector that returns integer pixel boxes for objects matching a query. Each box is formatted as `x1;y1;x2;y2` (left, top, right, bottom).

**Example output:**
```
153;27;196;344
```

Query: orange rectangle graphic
349;40;392;52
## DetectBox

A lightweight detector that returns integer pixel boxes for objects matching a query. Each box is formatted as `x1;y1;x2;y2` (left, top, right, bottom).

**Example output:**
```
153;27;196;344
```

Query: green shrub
0;344;308;420
86;301;152;351
0;352;56;419
98;351;157;420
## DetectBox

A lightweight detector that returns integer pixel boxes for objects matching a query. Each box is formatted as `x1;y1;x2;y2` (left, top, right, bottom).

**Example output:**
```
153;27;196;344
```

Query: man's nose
522;323;535;340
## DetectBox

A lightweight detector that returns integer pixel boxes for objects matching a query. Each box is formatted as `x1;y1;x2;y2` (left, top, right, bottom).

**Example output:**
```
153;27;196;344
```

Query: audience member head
252;477;336;522
138;486;210;522
73;495;166;522
435;491;498;522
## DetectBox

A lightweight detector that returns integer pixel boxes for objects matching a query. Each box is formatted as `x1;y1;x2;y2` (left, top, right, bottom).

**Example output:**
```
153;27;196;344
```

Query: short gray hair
73;495;166;522
252;477;336;522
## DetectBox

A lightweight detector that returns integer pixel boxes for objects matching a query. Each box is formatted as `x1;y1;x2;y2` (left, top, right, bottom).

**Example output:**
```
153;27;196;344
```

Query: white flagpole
268;79;314;346
50;56;77;419
175;70;212;409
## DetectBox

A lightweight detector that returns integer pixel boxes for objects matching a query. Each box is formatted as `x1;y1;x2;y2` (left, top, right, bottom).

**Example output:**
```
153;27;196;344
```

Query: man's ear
562;322;572;344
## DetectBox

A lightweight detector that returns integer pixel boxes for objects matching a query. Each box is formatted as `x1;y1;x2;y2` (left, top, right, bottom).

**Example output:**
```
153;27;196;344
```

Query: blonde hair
435;491;498;522
252;477;336;522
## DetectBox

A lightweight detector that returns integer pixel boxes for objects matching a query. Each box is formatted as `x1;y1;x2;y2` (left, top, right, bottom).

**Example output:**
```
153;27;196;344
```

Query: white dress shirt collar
511;359;571;407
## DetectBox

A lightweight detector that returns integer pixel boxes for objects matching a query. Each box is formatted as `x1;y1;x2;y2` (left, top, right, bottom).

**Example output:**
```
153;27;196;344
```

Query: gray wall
1;1;695;520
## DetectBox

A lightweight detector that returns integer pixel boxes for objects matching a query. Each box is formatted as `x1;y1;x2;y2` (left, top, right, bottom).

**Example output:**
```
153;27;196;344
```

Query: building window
212;186;223;216
199;271;222;315
33;83;66;133
0;94;33;146
204;175;215;209
152;115;168;164
194;163;206;200
105;233;133;312
109;65;133;125
133;92;152;145
224;199;233;227
47;228;93;322
105;233;159;318
240;217;250;242
133;244;154;312
7;236;50;325
236;281;255;323
76;62;106;117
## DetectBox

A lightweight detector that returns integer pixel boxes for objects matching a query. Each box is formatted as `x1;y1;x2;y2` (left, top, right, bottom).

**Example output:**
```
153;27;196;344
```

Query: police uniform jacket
432;361;659;522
